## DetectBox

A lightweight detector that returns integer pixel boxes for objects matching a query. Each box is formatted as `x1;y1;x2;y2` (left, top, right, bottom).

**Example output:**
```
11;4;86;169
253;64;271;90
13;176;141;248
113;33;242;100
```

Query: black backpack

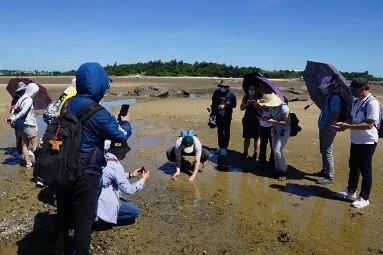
289;112;302;137
34;99;103;187
327;92;348;122
360;95;383;138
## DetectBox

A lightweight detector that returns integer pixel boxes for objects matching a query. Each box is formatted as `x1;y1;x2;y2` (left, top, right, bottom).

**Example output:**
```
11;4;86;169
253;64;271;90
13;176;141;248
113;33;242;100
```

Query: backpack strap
77;103;104;123
62;98;104;123
362;94;380;129
361;94;376;120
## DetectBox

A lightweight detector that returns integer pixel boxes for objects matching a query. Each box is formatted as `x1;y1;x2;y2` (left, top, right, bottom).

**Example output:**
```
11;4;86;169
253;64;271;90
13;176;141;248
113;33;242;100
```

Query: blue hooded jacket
69;62;131;174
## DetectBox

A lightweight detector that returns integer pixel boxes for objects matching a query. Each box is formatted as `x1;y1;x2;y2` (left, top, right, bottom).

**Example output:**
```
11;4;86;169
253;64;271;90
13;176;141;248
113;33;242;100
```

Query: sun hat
182;136;194;153
108;140;131;154
217;79;230;88
16;82;27;92
350;77;368;89
257;93;283;107
319;76;335;89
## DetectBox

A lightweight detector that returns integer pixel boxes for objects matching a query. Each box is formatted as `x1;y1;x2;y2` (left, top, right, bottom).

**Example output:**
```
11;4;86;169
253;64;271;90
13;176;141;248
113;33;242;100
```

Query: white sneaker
220;148;227;156
25;162;34;169
215;148;222;154
336;188;357;200
28;150;34;157
36;180;44;188
352;197;369;208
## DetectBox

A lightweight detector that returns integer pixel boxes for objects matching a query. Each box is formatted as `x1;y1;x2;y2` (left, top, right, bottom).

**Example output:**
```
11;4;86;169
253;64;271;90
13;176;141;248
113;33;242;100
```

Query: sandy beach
0;77;382;254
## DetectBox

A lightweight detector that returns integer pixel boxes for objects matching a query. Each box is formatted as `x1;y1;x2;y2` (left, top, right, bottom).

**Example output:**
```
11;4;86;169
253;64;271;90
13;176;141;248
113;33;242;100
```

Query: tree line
1;59;382;81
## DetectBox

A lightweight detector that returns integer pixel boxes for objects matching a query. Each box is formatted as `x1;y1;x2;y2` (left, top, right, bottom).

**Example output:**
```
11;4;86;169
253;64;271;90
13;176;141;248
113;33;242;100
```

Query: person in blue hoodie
54;62;132;255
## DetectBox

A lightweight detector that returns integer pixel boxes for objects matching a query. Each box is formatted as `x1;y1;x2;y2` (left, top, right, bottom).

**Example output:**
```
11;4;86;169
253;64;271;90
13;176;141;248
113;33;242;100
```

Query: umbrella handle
304;102;314;111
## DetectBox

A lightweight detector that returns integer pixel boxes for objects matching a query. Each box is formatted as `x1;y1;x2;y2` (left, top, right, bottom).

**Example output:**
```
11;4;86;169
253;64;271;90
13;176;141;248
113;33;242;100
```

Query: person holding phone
96;140;150;226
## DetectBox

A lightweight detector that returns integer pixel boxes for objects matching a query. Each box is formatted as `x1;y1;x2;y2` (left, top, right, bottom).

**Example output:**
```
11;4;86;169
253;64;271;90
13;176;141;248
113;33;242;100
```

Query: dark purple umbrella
303;61;353;113
256;76;288;103
7;78;53;110
242;72;287;102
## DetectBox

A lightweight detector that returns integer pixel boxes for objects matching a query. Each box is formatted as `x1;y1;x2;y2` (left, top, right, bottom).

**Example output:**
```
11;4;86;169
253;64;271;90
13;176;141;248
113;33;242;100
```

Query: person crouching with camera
96;140;150;226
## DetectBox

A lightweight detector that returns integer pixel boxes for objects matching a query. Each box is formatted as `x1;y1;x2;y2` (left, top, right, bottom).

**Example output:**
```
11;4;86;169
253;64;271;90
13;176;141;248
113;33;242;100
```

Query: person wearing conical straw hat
257;93;291;180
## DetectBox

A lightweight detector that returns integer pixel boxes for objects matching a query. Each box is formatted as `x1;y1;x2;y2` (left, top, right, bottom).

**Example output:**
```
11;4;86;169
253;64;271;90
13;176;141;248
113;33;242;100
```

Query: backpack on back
34;99;103;187
180;129;197;138
289;112;302;137
362;95;383;138
327;92;348;122
377;104;383;138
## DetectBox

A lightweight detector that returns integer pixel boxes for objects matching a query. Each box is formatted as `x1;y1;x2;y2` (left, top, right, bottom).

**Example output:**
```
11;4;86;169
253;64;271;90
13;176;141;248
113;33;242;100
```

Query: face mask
351;89;359;98
320;88;329;95
220;87;227;93
248;90;255;96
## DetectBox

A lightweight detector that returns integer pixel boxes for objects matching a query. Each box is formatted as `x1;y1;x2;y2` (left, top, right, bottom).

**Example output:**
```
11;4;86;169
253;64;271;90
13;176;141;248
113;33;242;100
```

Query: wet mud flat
0;78;383;254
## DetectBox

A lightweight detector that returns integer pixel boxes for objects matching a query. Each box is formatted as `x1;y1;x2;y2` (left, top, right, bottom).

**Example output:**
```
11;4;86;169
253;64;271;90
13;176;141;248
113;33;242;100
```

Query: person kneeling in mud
96;140;150;226
166;130;210;182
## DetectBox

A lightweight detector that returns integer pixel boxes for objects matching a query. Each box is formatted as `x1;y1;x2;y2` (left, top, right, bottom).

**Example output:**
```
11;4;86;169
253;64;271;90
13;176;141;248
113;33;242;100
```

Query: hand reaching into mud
172;168;180;180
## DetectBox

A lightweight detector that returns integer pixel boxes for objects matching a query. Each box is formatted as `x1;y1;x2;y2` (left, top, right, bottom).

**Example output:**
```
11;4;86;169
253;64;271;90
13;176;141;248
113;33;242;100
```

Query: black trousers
54;173;100;255
258;126;274;166
348;142;376;200
15;129;23;154
216;117;232;149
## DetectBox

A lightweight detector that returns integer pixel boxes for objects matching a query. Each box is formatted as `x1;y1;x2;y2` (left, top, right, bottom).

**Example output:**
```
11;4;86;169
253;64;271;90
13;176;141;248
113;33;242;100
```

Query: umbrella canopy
256;76;288;103
303;61;353;112
7;78;53;110
242;72;287;103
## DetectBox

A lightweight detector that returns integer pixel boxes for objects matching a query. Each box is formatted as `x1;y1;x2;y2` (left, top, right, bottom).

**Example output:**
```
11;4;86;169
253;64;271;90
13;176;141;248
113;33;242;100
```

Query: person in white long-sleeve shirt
10;83;39;168
96;140;150;225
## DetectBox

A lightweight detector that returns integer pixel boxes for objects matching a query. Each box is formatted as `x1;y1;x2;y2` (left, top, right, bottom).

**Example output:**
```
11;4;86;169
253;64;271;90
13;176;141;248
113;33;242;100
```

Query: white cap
319;76;333;89
16;82;27;92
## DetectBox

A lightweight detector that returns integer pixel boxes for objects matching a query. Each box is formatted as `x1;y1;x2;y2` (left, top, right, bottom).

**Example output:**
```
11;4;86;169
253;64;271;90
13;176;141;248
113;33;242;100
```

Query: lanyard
354;94;372;119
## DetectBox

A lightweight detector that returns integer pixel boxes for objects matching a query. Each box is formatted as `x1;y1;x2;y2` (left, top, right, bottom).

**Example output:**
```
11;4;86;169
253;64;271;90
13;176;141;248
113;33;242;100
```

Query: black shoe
312;170;325;177
240;152;248;159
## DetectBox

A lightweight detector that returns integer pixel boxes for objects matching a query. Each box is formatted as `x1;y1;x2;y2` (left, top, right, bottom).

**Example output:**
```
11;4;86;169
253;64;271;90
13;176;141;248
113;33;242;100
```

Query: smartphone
139;167;146;174
118;104;130;121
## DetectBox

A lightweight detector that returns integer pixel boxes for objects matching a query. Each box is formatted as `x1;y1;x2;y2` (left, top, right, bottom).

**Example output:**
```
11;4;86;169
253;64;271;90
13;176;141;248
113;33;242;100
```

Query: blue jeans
118;198;140;222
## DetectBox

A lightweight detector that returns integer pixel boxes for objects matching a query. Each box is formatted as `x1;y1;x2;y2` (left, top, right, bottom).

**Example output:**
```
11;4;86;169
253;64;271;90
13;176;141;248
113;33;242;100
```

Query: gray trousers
319;128;337;179
272;130;290;172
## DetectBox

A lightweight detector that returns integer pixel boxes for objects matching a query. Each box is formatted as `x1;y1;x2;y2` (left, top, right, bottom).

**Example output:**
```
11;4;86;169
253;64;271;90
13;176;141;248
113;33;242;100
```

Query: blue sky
1;0;382;77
